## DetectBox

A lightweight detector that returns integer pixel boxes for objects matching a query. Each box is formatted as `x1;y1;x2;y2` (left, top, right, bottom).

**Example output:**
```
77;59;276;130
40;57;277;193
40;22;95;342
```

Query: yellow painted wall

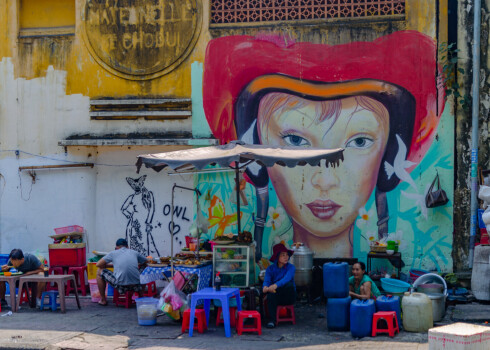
0;0;16;59
20;0;75;29
8;0;444;100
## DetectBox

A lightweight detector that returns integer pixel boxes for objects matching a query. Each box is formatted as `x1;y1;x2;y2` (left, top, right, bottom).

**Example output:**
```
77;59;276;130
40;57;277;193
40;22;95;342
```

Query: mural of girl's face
257;93;390;239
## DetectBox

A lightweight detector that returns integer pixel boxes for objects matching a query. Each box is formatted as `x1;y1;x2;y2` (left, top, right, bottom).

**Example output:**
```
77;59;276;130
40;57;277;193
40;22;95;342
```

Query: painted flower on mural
266;206;286;231
207;195;241;237
356;206;376;230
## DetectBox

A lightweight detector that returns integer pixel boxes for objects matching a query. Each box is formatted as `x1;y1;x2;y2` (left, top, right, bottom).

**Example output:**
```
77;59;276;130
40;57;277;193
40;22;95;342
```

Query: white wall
0;58;195;260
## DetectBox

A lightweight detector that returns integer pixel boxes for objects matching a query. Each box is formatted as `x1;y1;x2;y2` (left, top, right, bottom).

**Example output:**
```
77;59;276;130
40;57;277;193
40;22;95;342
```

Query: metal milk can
290;243;313;287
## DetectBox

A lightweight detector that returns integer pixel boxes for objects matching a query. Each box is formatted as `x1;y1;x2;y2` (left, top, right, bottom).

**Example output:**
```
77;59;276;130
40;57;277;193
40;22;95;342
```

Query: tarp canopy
136;141;344;173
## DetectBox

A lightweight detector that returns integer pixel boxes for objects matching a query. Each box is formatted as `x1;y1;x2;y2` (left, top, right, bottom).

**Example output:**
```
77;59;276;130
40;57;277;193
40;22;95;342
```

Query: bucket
135;297;159;326
88;279;107;303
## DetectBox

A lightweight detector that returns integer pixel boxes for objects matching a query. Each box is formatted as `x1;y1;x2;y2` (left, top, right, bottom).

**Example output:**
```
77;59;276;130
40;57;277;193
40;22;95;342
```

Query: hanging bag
425;173;449;208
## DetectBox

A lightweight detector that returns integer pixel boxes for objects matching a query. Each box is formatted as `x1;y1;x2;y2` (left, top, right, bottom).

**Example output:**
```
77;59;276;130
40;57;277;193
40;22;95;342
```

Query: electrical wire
0;149;134;167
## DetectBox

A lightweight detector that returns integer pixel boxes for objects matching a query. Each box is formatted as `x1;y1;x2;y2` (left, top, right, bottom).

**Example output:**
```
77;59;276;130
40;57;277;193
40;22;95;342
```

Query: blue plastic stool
40;291;60;311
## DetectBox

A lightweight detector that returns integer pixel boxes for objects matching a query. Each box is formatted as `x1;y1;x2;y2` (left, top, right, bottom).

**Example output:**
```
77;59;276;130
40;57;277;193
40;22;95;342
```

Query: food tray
370;245;387;253
148;263;168;268
172;260;212;268
0;271;23;276
178;250;213;255
211;240;235;245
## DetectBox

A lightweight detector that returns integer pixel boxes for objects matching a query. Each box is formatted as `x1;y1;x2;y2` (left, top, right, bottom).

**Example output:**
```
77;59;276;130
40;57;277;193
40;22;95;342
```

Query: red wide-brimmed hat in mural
203;30;445;185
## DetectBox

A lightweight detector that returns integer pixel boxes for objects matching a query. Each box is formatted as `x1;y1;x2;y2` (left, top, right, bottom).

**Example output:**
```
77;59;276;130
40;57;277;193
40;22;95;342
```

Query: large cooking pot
290;243;313;287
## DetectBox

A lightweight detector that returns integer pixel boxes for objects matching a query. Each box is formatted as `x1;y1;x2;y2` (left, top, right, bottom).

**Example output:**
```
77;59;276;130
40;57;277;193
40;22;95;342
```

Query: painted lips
305;200;341;220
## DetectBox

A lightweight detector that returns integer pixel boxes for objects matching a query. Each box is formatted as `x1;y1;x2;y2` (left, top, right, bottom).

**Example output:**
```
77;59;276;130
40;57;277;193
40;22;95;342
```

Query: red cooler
49;243;86;267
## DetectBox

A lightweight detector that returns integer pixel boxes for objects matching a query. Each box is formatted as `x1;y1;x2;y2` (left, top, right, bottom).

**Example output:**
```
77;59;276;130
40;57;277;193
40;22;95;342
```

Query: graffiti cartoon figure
204;31;444;259
121;175;160;256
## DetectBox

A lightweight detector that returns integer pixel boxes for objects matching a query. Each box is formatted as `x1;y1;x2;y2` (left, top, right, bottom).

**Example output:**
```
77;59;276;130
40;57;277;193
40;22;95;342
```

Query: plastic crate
54;225;84;235
49;243;86;267
0;254;9;265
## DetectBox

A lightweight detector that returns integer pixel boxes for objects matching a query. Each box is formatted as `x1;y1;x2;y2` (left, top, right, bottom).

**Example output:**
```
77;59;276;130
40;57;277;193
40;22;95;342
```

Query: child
0;249;46;308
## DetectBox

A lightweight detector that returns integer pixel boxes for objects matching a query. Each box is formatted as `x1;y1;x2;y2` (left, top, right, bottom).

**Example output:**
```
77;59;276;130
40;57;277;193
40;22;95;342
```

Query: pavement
0;296;489;350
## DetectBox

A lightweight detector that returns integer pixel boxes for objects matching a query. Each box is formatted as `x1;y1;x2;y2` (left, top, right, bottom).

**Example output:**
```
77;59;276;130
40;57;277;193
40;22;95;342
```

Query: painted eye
346;137;374;149
282;134;310;147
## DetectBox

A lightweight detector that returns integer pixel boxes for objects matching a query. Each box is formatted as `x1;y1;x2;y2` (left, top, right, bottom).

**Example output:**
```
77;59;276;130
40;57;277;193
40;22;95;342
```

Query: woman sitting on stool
349;261;381;300
263;243;296;328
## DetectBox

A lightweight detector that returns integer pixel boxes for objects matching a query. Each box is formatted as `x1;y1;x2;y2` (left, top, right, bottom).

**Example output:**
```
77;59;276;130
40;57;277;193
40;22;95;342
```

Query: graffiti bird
384;134;417;191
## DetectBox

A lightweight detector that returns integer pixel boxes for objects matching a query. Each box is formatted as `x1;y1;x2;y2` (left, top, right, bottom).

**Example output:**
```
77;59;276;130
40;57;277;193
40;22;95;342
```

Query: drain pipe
469;0;482;268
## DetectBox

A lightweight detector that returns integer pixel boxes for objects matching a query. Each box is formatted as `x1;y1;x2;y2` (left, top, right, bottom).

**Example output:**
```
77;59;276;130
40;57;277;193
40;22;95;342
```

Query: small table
140;264;213;291
0;274;22;312
17;275;81;313
189;287;241;337
367;252;402;279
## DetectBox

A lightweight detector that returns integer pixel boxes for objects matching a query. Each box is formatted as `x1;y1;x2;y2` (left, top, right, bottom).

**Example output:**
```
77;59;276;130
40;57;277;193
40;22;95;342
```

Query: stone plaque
83;0;202;80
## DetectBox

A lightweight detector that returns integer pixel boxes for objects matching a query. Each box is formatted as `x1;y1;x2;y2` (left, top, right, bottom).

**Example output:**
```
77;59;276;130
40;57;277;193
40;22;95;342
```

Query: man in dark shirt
0;249;45;308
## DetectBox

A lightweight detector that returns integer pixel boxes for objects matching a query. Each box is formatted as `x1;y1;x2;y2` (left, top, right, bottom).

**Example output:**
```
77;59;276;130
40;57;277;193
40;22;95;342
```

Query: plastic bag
162;302;181;320
158;280;188;316
196;200;208;234
478;186;490;228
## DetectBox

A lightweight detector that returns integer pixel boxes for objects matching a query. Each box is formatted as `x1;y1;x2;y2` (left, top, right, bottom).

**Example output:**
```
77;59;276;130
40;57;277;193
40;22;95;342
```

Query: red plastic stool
236;310;262;335
19;286;31;305
113;289;143;308
276;305;296;325
66;266;88;296
47;267;66;291
182;309;207;333
216;306;237;327
372;311;400;337
143;282;157;297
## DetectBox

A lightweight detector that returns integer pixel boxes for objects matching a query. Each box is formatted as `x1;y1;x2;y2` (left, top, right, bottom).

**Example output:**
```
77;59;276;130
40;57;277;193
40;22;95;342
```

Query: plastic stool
66;266;87;296
47;267;66;291
19;286;31;305
216;306;237;327
143;282;157;297
40;291;60;311
236;310;262;335
182;308;207;333
372;311;400;337
113;289;142;308
276;305;296;325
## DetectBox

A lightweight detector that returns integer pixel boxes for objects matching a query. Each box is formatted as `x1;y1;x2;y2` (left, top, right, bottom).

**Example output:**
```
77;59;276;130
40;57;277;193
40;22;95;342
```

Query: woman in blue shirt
263;243;296;328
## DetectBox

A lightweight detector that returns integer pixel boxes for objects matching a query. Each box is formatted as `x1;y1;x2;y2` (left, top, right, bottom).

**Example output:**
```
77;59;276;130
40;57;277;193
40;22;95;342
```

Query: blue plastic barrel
375;295;402;330
323;262;349;298
327;296;351;331
350;299;375;338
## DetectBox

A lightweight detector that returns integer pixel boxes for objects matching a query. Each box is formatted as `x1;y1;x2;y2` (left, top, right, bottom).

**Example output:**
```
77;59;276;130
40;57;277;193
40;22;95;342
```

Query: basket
380;278;411;293
54;225;84;235
370;245;387;253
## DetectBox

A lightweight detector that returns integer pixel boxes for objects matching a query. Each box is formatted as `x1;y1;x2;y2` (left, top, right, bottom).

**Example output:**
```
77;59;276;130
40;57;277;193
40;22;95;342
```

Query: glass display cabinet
212;244;256;288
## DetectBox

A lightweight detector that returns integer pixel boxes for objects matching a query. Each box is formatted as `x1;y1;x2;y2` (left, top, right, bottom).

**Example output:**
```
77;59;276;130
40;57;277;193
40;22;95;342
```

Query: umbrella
136;141;344;269
136;140;344;234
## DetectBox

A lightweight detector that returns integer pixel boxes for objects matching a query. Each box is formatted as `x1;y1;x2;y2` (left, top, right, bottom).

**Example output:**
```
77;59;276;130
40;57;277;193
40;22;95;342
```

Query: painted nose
311;160;340;191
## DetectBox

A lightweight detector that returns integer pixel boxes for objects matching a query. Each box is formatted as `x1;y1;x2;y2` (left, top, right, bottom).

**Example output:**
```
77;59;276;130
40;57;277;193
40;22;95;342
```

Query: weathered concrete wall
453;0;490;271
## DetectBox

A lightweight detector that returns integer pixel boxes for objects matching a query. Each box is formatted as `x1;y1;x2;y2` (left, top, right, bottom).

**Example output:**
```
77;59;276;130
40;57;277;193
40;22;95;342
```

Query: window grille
211;0;405;25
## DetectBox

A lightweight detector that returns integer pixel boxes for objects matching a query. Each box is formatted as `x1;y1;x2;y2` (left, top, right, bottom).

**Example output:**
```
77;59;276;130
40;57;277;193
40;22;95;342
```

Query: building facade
0;0;456;273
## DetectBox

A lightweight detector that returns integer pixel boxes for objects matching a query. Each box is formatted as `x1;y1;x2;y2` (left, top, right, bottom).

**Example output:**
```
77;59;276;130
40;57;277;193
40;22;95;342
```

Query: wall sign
83;0;202;80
